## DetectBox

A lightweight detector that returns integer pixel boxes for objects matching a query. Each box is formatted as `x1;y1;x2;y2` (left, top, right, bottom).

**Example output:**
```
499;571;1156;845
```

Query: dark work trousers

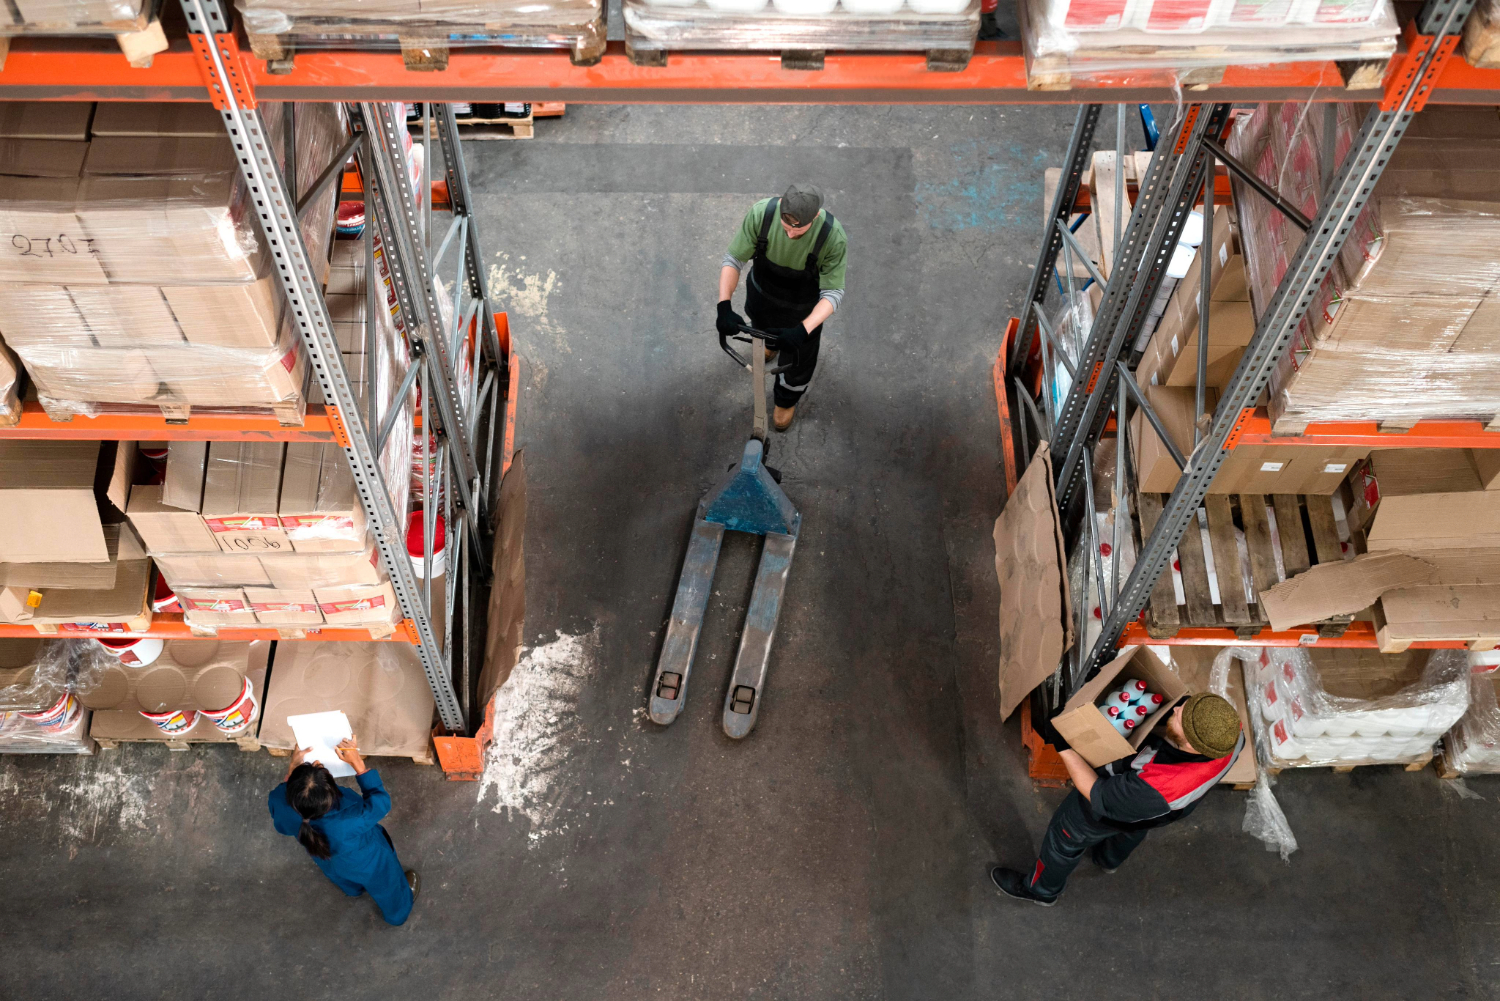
745;277;824;409
1028;790;1148;900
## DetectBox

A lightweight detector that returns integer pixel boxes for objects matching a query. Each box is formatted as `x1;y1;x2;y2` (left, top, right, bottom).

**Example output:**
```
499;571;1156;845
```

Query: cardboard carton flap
1259;552;1439;631
480;451;528;707
1368;491;1500;550
994;442;1073;721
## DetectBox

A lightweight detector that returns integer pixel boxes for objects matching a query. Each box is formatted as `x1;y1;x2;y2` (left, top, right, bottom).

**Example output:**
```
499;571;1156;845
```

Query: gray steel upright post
179;0;467;732
1077;0;1478;678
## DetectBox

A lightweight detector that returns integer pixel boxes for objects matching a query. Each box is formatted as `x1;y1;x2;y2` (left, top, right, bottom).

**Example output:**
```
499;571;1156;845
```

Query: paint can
139;707;198;737
96;636;165;667
19;692;80;732
200;677;259;735
406;509;447;579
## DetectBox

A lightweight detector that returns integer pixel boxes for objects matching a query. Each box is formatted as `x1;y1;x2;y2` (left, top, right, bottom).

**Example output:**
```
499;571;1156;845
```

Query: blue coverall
268;769;414;925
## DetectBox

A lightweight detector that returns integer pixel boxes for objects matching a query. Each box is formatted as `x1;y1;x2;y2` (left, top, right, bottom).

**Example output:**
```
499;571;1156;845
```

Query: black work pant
1027;790;1148;900
746;299;823;409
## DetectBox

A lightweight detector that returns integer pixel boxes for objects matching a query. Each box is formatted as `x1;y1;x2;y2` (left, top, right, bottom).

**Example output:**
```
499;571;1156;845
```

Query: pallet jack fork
648;324;801;738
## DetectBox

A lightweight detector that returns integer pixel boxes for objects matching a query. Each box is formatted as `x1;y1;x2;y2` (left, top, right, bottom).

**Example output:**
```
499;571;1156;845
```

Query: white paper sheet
287;710;355;778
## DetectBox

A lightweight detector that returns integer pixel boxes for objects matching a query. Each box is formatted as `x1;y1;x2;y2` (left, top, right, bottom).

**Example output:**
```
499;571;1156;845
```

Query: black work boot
406;869;421;902
990;866;1056;906
1091;852;1119;874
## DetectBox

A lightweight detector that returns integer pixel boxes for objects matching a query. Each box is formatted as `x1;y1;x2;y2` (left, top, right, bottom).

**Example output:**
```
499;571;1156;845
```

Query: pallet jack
648;323;800;738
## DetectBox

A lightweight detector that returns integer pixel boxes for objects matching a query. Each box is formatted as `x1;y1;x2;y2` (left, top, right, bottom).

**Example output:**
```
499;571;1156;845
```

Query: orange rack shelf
0;401;349;443
1228;407;1500;450
1118;621;1473;649
0;612;420;642
0;38;1403;104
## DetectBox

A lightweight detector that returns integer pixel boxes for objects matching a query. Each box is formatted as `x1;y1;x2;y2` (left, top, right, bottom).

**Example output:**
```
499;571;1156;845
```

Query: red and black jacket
1087;731;1245;832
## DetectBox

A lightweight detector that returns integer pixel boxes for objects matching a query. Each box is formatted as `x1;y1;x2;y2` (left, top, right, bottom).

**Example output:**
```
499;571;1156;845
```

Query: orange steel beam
1118;621;1471;649
1227;407;1500;450
0;612;419;642
0;38;1396;103
0;401;348;442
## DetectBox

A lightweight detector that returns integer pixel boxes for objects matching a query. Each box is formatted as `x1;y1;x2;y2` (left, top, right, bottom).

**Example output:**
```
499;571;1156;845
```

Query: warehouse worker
992;693;1244;906
715;184;848;432
269;738;420;926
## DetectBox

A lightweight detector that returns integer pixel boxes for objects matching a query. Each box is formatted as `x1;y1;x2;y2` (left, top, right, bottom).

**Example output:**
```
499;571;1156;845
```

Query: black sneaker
1090;851;1118;873
406;869;421;902
990;867;1056;906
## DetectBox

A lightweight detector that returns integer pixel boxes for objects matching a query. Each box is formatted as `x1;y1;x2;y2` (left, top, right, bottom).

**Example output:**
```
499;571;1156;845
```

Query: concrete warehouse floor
4;103;1500;1001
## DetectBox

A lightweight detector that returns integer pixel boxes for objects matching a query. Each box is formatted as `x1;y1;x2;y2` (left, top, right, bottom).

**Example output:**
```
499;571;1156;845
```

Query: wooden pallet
267;745;435;766
37;396;306;428
93;718;263;753
415;113;536;140
247;6;605;71
1432;743;1500;780
624;36;972;71
1265;748;1434;776
1138;490;1355;640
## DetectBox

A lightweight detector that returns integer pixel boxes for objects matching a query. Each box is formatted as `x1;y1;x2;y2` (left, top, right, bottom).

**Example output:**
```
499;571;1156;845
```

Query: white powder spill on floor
55;757;153;843
477;625;600;840
488;252;567;364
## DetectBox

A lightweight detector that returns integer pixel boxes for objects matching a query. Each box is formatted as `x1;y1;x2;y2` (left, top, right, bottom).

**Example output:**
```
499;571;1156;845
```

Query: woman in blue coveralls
268;737;420;925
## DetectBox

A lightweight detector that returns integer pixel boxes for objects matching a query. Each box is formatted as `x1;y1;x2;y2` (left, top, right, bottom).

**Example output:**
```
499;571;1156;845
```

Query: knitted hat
780;184;824;226
1180;693;1240;759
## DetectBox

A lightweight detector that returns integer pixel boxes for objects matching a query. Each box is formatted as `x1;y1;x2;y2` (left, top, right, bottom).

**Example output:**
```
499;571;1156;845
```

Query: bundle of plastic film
3;308;309;419
1018;0;1397;85
261;101;349;285
1239;645;1470;769
1045;288;1092;414
1444;670;1500;775
235;0;604;62
0;639;110;754
1;0;147;33
0;336;19;427
623;0;978;60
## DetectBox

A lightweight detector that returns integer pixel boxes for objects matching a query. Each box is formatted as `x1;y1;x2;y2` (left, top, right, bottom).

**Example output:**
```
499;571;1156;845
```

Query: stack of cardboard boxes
1227;103;1500;432
0;441;152;632
127;442;400;633
0;101;346;421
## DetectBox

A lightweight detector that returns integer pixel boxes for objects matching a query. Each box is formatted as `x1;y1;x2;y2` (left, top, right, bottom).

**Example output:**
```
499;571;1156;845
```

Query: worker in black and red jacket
992;692;1245;906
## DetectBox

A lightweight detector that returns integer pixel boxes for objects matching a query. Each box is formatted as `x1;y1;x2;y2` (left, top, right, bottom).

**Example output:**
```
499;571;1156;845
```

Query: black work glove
770;325;808;350
716;300;746;339
1046;718;1071;753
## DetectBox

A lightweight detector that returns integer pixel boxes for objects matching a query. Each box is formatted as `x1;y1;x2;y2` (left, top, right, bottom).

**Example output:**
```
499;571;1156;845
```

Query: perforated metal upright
180;0;505;734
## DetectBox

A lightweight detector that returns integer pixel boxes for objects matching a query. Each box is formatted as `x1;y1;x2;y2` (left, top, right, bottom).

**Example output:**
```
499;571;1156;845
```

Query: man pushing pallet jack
646;185;847;738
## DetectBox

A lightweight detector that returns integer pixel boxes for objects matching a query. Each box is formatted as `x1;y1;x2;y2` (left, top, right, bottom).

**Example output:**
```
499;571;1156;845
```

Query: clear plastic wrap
236;0;604;63
1444;672;1500;775
1;0;147;32
0;102;346;420
1019;0;1397;85
0;336;19;427
0;638;110;754
624;0;977;58
1467;0;1500;67
1228;101;1500;430
1237;645;1469;768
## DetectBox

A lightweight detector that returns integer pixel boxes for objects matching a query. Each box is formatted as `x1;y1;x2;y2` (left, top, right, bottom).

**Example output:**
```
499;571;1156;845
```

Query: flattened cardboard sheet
1259;552;1439;631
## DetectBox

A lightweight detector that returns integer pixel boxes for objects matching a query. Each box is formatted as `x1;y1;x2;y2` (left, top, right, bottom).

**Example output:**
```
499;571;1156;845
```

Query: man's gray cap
780;185;823;226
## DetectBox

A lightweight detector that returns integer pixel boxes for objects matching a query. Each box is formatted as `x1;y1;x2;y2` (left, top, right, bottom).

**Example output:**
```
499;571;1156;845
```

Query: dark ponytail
285;764;341;860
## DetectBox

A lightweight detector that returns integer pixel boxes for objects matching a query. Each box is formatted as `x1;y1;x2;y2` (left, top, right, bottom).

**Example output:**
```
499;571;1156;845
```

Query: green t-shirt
727;197;848;293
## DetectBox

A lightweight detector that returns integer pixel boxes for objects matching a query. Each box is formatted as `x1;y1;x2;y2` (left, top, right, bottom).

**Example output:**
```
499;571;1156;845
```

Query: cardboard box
201;442;290;554
89;102;224;138
177;587;256;628
68;285;185;347
1473;450;1500;491
153;552;272;588
279;443;366;553
21;524;151;625
263;544;384;589
160;338;305;408
1367;490;1500;554
1052;646;1189;767
0;139;89;179
79;639;259;713
0;102;93;141
82;137;238;178
0;285;87;347
87;642;269;746
164;277;282;351
258;641;436;759
162;441;208;512
314;582;399;626
0;588;37;623
245;587;323;626
0;440;109;564
21;346;162;405
0;177;109;285
1378;585;1500;650
126;484;219;554
1370;449;1484;498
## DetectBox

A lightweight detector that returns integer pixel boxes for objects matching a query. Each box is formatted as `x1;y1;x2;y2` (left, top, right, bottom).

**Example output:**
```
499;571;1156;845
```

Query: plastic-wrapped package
1228;102;1500;431
1;0;148;32
235;0;605;64
0;336;19;427
623;0;978;64
0;639;111;755
1019;0;1397;86
1443;672;1500;775
1237;645;1469;768
0;102;346;421
1467;0;1500;67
